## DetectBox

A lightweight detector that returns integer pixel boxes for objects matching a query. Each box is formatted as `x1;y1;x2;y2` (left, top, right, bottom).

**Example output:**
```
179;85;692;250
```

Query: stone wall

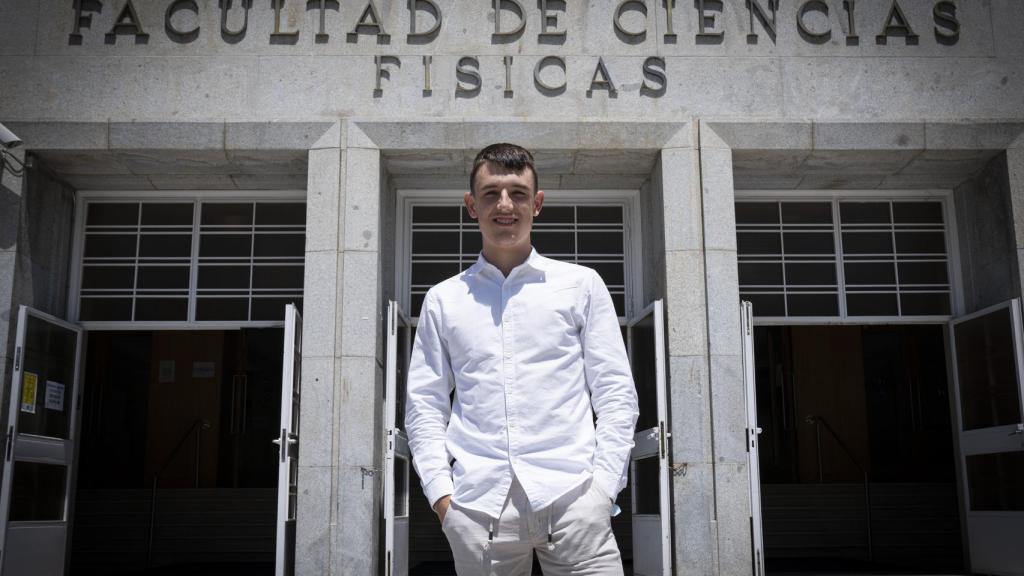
1;1;1023;122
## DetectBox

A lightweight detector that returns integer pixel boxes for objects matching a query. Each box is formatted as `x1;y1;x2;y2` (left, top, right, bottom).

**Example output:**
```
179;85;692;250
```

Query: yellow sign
20;372;38;414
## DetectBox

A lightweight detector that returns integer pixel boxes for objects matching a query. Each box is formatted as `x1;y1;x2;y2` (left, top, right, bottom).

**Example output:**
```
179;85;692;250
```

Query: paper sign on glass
20;372;38;414
45;381;65;412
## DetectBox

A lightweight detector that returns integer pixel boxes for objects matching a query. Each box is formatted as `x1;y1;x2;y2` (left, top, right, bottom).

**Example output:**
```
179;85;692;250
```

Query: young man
405;143;639;575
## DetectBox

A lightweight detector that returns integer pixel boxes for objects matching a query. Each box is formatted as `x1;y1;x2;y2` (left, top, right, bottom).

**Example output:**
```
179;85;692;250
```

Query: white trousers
441;476;624;576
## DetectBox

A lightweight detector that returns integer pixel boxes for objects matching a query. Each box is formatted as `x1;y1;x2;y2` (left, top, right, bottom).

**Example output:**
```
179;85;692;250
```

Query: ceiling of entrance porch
383;149;660;190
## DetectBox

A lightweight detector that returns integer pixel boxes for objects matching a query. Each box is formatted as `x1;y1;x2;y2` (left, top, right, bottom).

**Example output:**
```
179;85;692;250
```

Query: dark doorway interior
71;329;283;576
755;324;963;573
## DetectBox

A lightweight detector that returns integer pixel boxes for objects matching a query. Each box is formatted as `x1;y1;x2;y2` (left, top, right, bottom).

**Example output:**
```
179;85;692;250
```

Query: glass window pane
577;231;623;255
900;293;951;316
411;231;460;255
86;203;138;226
255;203;306;226
254;234;304;258
735;202;779;225
783;232;834;255
741;293;785;317
141;203;193;226
536;206;575;223
842;232;893;255
630;316;658;431
17;315;77;438
411;262;461;286
9;462;67;521
847;293;898;316
784;263;836;286
139;234;191;258
196;298;249;321
251;297;302;321
198;265;250;289
576;206;622;223
81;266;135;290
136;266;190;289
201;203;253;226
738;232;781;255
533;231;575;254
200;235;252;257
412;205;459;223
895;232;946;254
966;452;1024;511
633;456;660;515
840;202;891;224
134;298;188;322
590;262;625;287
893;202;943;224
898;262;948;285
78;298;132;321
462;233;482;254
395;457;410;517
787;294;838;316
954;306;1022;430
84;234;137;258
739;263;783;286
252;266;304;290
781;202;832;224
844;262;896;286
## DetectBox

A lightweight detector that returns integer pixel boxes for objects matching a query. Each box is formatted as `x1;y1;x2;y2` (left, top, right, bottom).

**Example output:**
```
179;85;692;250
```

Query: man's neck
481;244;532;277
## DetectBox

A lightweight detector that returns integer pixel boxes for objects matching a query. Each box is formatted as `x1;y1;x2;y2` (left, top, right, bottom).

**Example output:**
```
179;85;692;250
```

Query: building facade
1;0;1024;575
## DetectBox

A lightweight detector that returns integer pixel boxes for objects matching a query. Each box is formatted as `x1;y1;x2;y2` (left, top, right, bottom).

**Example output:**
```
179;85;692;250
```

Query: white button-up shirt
405;249;639;519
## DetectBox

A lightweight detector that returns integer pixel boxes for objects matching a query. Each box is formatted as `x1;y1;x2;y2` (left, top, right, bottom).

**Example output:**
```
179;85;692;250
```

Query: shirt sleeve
404;289;456;509
580;270;640;501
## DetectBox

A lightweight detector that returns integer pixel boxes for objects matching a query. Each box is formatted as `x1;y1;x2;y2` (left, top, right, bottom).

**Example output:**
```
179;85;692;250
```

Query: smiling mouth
493;217;517;225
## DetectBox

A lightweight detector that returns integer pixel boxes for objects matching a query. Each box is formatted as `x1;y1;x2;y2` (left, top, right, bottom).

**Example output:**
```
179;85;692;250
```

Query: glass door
0;306;84;576
384;301;412;576
741;301;765;576
949;299;1024;576
275;304;301;576
627;300;671;576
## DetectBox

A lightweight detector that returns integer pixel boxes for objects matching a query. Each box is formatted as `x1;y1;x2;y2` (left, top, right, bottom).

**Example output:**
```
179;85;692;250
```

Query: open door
741;301;765;576
0;306;84;576
383;301;412;576
627;300;671;576
274;304;302;576
949;299;1024;576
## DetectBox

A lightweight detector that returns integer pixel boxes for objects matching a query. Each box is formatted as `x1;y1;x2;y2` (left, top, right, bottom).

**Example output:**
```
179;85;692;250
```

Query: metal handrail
147;418;210;567
804;414;873;562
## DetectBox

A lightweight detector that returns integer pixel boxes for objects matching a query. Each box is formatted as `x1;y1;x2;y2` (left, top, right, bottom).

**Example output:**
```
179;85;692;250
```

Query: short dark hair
470;143;537;195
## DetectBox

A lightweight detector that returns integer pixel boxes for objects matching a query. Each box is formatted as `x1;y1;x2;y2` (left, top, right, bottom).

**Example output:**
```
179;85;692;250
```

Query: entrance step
762;483;962;572
71;488;276;573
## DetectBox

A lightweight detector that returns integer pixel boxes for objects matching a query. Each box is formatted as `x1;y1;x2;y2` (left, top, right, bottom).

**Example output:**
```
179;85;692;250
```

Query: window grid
737;198;952;319
408;203;628;318
78;200;305;324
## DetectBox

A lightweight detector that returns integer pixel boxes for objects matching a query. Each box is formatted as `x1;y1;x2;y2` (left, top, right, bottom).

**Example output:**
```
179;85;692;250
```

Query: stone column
699;123;753;576
0;148;25;414
658;128;720;576
297;121;385;576
1009;139;1024;298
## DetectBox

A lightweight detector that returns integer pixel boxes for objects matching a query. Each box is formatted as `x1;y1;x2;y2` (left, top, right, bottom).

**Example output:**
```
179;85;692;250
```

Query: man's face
464;161;544;256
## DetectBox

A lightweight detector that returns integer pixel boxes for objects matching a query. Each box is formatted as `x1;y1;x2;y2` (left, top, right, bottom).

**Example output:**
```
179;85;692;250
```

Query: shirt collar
470;248;547;279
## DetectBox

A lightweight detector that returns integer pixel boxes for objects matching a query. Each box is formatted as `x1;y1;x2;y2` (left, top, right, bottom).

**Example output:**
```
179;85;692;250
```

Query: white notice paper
192;361;216;378
45;381;65;412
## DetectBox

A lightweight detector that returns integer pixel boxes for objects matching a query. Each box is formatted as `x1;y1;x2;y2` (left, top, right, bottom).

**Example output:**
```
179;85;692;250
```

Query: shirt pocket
518;281;581;349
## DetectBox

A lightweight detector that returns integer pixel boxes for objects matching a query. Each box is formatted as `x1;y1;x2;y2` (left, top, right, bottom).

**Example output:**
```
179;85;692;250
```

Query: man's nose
497;189;514;210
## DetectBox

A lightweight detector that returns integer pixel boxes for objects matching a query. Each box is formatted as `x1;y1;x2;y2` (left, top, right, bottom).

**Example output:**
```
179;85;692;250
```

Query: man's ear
533;190;545;217
463;191;478;219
